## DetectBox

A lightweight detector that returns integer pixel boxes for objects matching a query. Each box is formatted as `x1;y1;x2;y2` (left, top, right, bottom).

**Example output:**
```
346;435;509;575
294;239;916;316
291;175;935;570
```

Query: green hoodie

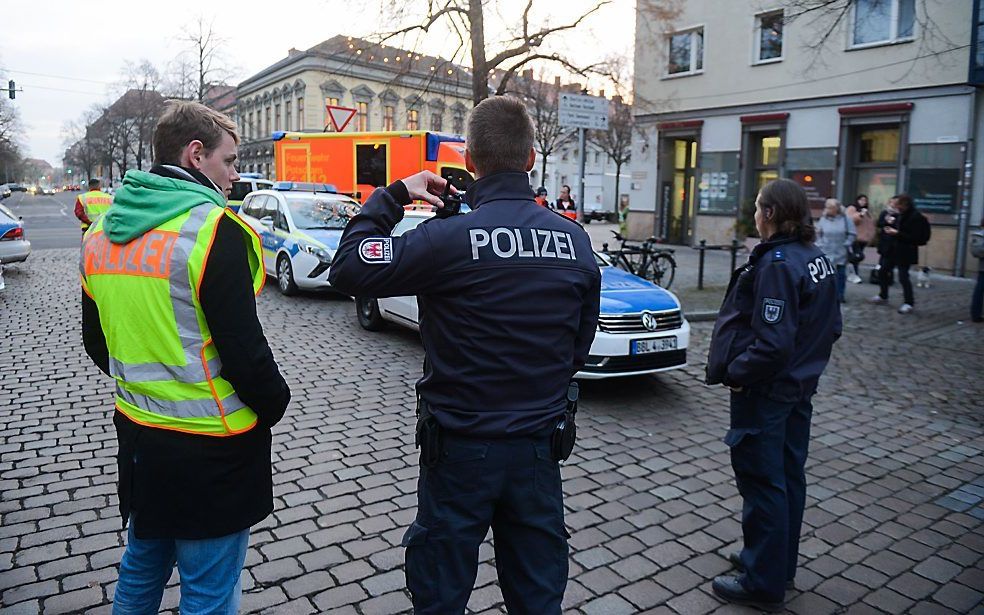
102;169;226;244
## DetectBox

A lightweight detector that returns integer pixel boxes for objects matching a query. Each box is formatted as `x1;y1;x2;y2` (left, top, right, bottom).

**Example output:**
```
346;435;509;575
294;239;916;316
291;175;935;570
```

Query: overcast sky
1;0;634;166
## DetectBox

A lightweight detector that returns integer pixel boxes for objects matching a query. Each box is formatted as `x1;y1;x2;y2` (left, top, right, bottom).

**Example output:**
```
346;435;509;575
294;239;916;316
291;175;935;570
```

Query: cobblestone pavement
1;249;983;615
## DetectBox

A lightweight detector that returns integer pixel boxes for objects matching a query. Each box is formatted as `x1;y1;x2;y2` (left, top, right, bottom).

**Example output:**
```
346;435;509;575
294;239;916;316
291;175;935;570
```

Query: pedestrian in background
970;216;984;323
556;184;577;220
816;198;856;303
846;194;875;283
329;96;600;614
535;186;549;207
706;179;841;613
74;178;113;235
81;101;290;613
869;193;931;314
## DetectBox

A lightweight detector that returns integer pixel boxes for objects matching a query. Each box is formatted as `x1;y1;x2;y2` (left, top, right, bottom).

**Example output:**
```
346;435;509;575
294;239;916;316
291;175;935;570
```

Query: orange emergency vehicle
272;130;473;203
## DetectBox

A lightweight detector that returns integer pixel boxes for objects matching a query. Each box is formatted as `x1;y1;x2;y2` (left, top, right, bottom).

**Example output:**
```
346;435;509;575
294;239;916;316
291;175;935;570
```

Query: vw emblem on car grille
641;311;659;331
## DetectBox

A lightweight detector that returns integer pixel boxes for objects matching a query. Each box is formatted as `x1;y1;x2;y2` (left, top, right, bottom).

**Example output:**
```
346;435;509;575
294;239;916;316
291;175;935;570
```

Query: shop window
851;125;901;215
755;11;784;63
907;143;964;216
753;133;782;193
667;28;704;76
852;0;915;47
697;151;739;214
786;148;837;211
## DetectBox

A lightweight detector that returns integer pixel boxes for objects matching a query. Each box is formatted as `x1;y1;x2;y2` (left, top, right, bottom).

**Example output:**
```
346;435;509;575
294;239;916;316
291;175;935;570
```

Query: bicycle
601;231;677;289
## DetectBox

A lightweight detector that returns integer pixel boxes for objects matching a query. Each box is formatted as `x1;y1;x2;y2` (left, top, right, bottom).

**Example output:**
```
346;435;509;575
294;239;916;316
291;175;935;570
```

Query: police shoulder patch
359;237;393;264
772;249;785;262
762;297;785;324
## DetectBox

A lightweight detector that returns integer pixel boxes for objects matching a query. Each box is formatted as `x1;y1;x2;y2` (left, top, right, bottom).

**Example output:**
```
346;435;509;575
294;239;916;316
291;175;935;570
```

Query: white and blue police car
355;211;690;379
237;182;361;295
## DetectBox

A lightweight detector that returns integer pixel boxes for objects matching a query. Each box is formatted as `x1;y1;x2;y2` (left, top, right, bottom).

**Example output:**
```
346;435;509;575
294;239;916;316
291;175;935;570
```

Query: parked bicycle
601;231;677;289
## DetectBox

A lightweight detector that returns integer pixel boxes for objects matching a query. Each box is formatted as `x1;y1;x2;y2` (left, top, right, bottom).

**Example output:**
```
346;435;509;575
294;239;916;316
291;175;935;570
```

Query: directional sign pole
577;127;587;222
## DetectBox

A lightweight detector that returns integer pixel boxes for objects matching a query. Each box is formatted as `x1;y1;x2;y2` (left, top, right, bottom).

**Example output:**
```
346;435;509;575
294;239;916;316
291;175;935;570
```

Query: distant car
0;185;11;199
237;187;361;295
41;186;56;196
6;184;27;192
354;211;690;379
0;203;30;264
228;175;274;213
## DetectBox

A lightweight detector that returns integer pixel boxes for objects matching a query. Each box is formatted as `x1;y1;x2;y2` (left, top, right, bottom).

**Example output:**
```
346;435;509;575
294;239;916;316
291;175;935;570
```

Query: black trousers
879;256;914;305
402;431;569;614
726;391;813;602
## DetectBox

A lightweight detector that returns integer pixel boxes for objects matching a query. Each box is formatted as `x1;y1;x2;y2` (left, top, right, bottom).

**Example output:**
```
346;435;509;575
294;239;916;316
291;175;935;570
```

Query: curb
687;310;719;322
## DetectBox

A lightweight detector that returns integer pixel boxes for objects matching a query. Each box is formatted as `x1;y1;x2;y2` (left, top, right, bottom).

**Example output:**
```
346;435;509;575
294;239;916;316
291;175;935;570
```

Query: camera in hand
435;180;465;219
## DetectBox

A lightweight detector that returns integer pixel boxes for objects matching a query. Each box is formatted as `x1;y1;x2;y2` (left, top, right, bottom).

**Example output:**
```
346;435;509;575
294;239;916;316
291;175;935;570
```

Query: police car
354;211;690;379
237;183;361;295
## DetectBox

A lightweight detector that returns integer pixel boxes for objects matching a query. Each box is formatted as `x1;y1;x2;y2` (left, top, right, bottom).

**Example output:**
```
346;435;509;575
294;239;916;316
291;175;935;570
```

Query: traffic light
7;80;14;100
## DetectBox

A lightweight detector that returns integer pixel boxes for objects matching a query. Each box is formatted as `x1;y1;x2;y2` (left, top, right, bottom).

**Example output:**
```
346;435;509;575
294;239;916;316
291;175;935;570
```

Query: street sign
558;93;609;130
326;105;357;132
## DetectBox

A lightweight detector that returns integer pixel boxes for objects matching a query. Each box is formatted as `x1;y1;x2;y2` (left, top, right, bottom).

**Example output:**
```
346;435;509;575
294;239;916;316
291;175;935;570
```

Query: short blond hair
153;100;239;165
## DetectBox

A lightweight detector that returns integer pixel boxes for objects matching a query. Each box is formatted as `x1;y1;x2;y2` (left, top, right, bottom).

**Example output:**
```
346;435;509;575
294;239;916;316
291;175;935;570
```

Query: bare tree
120;60;166;169
375;0;613;105
0;91;24;183
178;16;234;102
506;72;573;187
589;98;632;211
163;55;199;100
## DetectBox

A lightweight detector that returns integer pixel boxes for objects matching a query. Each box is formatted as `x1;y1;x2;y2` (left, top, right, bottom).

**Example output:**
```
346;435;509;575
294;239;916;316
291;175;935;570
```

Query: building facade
236;36;472;178
630;0;982;274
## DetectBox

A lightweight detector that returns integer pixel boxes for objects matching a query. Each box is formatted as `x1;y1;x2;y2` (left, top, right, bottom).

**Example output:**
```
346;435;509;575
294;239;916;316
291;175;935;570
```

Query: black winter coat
877;207;930;265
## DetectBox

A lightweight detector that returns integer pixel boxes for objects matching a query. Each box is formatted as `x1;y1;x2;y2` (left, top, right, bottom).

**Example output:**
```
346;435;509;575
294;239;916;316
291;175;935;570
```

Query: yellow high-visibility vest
79;190;113;230
80;203;266;436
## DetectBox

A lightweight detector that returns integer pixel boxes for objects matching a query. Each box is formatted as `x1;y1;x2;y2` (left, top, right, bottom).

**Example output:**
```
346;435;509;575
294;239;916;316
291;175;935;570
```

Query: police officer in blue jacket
328;96;601;614
706;179;841;612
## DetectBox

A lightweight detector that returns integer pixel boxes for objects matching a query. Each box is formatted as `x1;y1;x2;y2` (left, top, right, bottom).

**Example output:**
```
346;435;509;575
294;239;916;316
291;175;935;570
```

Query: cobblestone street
1;249;983;614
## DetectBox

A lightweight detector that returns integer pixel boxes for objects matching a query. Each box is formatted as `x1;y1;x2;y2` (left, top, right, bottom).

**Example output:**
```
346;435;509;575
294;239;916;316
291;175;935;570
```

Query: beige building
236;36;472;178
630;0;983;274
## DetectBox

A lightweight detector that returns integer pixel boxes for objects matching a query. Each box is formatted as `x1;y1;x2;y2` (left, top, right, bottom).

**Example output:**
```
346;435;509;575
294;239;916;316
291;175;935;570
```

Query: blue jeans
726;391;813;602
113;521;249;615
971;270;984;321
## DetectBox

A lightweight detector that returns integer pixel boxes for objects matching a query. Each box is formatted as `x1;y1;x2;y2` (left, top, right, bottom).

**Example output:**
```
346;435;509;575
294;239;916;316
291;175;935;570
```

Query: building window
325;97;339;132
755;11;784;63
852;0;915;47
431;113;442;132
407;109;419;130
752;134;782;193
247;112;254;140
265;106;271;137
297;97;304;130
357;101;369;131
452;112;464;134
667;28;704;76
274;104;281;132
384;105;395;131
285;100;292;134
852;126;901;216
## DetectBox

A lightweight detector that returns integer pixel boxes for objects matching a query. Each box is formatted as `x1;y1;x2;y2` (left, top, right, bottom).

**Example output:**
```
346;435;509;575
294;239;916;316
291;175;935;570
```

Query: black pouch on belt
551;382;579;461
415;399;442;468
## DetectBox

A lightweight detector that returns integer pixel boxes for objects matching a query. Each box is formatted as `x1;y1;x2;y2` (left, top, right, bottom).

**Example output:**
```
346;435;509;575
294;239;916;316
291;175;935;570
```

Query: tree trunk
613;161;622;211
468;0;488;105
540;154;548;189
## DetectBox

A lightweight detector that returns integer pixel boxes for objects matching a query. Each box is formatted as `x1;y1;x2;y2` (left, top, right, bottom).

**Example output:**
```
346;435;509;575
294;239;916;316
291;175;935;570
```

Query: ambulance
272;130;473;202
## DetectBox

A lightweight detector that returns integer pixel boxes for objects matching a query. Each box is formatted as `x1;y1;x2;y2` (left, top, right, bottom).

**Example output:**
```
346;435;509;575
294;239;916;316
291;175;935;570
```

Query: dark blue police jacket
706;235;842;402
329;171;601;437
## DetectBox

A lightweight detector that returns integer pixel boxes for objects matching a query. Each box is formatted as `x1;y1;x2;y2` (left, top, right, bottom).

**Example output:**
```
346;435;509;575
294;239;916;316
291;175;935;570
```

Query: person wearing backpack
970;217;984;323
868;194;930;314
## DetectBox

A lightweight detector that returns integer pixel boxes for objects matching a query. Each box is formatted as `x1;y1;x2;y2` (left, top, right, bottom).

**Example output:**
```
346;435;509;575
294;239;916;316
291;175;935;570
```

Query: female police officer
706;179;841;612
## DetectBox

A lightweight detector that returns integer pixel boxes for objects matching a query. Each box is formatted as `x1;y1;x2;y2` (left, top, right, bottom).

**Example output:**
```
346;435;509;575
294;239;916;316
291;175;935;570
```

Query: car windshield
0;204;16;222
286;196;361;230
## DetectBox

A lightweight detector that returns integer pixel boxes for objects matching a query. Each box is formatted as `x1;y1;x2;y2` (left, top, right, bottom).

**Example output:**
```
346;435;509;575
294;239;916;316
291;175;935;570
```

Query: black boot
726;553;795;589
711;576;784;613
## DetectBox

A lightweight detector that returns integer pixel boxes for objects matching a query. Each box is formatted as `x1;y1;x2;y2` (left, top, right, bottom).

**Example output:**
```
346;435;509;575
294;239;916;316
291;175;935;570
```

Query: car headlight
300;242;332;263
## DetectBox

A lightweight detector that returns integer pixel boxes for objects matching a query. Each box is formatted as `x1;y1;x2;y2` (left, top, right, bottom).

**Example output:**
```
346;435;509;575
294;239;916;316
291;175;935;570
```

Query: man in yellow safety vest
74;178;113;233
80;101;290;612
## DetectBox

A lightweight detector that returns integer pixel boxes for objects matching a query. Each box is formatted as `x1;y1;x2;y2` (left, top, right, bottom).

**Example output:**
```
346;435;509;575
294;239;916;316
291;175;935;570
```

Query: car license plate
631;337;678;355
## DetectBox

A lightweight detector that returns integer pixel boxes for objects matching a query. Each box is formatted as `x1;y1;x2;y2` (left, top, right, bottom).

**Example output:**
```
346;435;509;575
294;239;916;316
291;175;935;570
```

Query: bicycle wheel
647;253;676;289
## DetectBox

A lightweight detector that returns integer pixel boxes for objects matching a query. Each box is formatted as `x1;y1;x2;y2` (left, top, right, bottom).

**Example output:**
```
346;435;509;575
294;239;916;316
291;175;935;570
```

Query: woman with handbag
817;198;856;303
846;195;875;283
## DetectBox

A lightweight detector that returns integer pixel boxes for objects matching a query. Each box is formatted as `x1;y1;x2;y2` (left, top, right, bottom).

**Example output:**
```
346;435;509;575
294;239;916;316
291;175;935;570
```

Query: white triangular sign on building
327;105;357;132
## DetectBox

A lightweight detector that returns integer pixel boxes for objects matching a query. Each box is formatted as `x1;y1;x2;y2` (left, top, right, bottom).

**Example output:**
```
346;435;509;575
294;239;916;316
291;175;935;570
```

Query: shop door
662;137;698;244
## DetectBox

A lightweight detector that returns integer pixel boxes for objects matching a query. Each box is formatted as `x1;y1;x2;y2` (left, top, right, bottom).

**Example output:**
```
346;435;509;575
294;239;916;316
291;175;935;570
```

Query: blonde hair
153;100;239;165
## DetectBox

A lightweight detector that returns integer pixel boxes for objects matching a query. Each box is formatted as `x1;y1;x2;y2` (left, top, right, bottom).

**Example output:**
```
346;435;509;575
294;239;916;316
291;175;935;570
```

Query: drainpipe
955;88;977;277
